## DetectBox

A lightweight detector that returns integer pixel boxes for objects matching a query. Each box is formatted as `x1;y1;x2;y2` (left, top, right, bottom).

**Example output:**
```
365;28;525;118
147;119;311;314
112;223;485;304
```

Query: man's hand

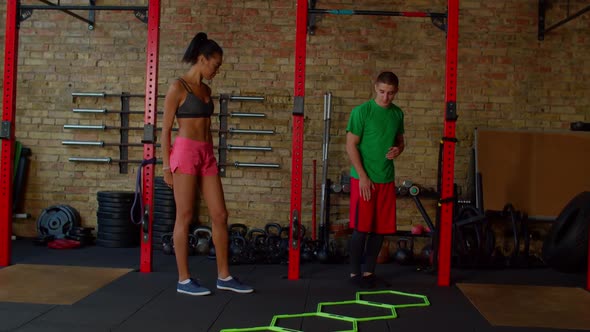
386;146;401;160
359;176;374;201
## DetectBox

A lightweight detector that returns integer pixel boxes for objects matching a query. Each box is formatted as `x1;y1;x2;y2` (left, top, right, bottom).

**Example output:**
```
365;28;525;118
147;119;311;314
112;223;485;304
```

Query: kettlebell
229;223;249;238
161;233;174;255
301;238;317;262
420;244;434;266
193;226;212;255
230;236;247;264
394;237;414;265
264;223;283;264
187;234;197;256
377;239;391;264
208;238;216;260
246;228;268;263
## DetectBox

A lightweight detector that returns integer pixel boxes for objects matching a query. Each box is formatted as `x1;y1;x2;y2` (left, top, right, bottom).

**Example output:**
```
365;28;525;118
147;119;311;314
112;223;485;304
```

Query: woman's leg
172;172;198;281
199;174;230;279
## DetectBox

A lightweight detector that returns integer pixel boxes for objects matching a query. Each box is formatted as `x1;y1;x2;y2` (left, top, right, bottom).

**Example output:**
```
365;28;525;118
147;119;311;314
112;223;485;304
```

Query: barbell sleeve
228;128;274;135
231;162;280;168
226;145;272;151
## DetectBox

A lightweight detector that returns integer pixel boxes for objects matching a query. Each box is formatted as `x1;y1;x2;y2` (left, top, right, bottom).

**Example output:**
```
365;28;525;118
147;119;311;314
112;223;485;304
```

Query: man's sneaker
216;277;254;294
177;278;211;296
362;274;377;289
349;274;364;288
363;274;391;289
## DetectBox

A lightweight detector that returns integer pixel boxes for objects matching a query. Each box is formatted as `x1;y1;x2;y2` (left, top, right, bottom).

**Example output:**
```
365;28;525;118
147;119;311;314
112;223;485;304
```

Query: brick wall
1;0;588;238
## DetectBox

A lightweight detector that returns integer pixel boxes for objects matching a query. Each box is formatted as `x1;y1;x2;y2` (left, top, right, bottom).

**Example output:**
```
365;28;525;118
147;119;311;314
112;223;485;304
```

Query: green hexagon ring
317;299;398;322
271;311;357;332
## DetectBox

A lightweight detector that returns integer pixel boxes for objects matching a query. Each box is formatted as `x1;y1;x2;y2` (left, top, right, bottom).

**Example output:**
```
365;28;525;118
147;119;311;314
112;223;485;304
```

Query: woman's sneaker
177;278;211;296
216;277;254;294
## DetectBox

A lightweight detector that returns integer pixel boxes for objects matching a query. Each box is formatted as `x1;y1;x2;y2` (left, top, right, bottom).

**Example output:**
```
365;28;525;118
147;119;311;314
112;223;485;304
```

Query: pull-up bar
307;7;448;34
309;8;446;18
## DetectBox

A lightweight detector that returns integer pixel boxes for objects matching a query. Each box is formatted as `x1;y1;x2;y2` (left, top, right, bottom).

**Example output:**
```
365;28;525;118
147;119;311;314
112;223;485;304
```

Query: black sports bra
176;78;214;118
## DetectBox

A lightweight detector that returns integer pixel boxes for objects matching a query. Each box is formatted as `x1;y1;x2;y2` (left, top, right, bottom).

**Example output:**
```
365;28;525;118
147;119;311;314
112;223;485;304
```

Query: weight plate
36;205;76;239
97;191;135;198
154;192;175;201
97;201;134;210
98;225;139;234
97;231;139;242
97;217;132;227
96;238;139;248
154;198;176;208
97;211;131;220
154;205;176;215
153;224;175;232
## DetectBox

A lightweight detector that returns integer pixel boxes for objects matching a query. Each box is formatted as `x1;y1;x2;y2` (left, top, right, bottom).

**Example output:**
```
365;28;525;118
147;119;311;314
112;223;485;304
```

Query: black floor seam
109;287;168;331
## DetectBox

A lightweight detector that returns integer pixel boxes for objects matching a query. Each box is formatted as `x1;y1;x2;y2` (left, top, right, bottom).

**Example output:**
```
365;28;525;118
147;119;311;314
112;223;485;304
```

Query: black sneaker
349;275;363;288
363;274;391;289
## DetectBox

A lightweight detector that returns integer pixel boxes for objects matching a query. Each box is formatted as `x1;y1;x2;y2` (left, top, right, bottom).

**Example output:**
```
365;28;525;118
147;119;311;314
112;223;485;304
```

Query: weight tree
287;0;460;287
1;0;161;273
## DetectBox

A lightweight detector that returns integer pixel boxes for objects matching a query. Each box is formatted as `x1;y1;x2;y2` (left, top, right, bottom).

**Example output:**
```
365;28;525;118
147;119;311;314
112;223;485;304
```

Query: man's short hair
376;72;399;87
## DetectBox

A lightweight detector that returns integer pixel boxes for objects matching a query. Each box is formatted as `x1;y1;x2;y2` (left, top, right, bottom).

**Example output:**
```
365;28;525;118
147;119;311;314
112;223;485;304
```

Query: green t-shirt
346;99;404;183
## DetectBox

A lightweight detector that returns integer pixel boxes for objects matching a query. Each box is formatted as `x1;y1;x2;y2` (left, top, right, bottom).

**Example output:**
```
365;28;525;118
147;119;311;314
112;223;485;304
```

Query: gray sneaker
177;278;211;296
216;277;254;294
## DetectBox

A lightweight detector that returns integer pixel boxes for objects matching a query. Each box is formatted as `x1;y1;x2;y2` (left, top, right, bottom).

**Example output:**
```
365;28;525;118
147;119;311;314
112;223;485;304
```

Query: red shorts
169;136;219;177
349;178;397;234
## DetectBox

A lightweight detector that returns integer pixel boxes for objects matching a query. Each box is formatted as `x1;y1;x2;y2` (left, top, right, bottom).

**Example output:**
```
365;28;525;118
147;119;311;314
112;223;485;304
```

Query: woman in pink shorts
161;32;253;296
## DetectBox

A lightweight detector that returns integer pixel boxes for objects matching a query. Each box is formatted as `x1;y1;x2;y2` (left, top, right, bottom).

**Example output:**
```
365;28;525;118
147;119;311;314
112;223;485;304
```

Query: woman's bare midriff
176;117;212;143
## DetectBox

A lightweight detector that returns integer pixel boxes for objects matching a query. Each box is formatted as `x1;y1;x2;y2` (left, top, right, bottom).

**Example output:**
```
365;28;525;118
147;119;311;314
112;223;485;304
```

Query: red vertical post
437;0;459;287
288;0;308;280
139;0;160;273
0;0;19;267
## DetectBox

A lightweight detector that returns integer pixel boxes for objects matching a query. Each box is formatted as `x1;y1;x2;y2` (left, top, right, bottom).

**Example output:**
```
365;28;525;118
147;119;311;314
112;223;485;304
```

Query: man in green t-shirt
346;71;405;288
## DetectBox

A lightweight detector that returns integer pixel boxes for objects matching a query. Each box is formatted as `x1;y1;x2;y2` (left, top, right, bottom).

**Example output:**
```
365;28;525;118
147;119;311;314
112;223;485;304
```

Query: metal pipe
69;157;112;163
73;92;265;101
72;108;106;113
230;162;280;168
62;140;104;147
64;124;106;130
20;5;148;11
319;92;332;231
545;4;590;34
229;112;266;118
38;0;95;26
72;108;159;114
228;128;274;135
64;124;152;131
72;92;163;98
227;145;272;152
309;8;446;18
68;157;152;163
229;96;265;102
72;92;105;97
62;140;152;147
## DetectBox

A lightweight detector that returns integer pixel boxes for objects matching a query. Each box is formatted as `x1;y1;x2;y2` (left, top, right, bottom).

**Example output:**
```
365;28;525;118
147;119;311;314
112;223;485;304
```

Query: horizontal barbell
64;125;274;135
71;109;266;117
68;157;280;169
62;140;272;151
72;93;265;102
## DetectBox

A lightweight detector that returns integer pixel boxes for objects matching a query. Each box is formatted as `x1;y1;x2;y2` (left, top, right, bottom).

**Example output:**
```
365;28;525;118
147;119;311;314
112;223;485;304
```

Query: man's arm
346;132;373;201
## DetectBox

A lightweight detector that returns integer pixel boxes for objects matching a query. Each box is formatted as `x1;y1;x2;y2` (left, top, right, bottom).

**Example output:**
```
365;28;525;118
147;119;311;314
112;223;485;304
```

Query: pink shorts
349;178;397;234
169;136;219;177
